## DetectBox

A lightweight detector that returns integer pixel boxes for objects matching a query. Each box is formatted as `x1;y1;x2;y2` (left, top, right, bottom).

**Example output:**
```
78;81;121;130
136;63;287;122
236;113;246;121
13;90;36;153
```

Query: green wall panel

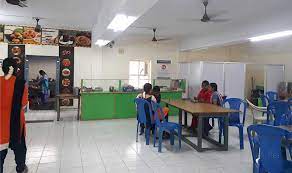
81;93;115;120
81;92;183;120
115;93;137;119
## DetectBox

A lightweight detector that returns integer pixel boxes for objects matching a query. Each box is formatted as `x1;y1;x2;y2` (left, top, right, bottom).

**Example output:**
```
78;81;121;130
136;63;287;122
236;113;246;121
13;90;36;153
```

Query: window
129;60;150;89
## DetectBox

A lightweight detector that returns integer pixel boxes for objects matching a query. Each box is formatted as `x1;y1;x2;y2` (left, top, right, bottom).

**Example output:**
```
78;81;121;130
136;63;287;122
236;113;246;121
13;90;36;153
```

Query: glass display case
153;79;186;92
81;79;120;93
81;78;186;93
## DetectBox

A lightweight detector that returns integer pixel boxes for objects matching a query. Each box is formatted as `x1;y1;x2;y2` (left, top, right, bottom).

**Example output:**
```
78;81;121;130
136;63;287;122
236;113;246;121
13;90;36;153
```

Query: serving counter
80;79;186;120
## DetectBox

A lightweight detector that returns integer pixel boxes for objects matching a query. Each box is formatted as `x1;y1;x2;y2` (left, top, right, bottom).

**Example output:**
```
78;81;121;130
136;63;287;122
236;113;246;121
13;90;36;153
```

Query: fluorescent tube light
248;30;292;42
107;14;137;32
95;39;110;47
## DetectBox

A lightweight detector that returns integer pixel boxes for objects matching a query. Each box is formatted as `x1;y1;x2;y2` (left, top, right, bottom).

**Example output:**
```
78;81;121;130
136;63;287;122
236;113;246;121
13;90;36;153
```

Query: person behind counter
38;70;49;104
136;83;157;135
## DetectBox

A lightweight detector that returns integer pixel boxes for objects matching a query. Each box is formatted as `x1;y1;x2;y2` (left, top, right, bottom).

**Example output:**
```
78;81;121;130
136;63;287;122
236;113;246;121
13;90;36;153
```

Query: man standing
0;58;28;173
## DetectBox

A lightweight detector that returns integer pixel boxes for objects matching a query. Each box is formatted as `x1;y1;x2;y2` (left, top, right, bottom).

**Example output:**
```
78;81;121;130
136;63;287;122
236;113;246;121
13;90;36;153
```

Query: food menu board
59;46;74;106
0;25;4;42
0;24;91;47
59;30;76;47
42;28;59;45
4;25;24;44
75;31;91;47
23;27;41;44
8;44;25;80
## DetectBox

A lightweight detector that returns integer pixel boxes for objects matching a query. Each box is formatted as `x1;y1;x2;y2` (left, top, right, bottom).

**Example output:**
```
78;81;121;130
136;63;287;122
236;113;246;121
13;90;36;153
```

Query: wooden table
163;99;239;152
279;125;292;132
56;94;80;121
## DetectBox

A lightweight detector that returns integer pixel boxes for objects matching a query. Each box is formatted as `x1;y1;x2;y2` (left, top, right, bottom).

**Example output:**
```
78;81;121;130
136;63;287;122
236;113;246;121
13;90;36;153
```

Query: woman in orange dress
0;58;28;173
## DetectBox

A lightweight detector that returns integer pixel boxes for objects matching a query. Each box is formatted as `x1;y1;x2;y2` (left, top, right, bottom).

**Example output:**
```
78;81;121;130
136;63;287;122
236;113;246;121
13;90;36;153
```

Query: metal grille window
129;60;150;89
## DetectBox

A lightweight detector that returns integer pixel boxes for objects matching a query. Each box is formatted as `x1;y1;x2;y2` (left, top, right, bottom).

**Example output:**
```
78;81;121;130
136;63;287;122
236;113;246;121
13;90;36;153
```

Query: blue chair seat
219;98;247;150
152;102;182;153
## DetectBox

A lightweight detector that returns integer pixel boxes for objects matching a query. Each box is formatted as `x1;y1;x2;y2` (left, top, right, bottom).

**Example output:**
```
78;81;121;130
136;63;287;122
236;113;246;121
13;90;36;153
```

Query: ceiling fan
6;0;28;7
151;28;171;42
199;0;229;23
34;18;42;32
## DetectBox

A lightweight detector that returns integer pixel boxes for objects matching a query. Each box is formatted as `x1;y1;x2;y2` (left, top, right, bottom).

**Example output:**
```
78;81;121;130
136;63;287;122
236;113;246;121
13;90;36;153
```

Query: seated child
210;83;223;106
152;86;169;122
136;83;156;135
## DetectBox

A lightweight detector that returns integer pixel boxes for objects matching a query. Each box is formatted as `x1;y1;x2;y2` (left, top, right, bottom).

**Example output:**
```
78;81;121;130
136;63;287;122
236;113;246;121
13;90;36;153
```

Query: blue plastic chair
219;98;247;149
259;95;269;117
152;102;182;152
260;95;269;107
135;98;153;145
247;124;292;173
266;101;290;126
266;91;279;103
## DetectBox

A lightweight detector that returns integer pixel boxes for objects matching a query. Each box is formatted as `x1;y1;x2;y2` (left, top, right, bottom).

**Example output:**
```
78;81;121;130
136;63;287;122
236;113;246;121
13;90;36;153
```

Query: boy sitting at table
152;86;169;122
210;83;224;106
191;80;213;135
136;83;156;135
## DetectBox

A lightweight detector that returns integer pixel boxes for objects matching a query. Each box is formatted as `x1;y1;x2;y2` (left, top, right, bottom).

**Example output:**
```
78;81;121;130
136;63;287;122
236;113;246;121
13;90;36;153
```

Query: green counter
81;91;183;120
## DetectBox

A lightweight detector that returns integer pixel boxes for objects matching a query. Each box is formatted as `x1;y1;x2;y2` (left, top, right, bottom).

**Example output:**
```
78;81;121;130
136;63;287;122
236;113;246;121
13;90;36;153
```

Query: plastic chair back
152;102;164;127
266;91;279;103
260;94;268;107
247;124;288;173
267;101;290;126
135;98;153;124
223;98;247;125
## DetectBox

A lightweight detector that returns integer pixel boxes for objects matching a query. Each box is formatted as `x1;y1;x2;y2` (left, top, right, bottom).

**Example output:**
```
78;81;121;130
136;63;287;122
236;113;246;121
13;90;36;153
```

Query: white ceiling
120;0;292;50
0;0;102;30
1;0;292;50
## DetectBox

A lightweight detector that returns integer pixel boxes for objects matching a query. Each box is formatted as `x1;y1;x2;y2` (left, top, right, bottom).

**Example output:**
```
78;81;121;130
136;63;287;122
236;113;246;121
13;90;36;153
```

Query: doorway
25;55;60;121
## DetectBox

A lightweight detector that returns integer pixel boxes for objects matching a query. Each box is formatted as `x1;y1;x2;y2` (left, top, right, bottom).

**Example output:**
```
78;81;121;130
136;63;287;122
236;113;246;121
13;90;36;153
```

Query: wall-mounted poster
0;59;3;76
59;30;76;46
59;46;74;106
8;44;25;80
156;60;171;79
75;31;91;47
42;28;59;45
0;25;4;42
23;27;41;44
4;25;24;44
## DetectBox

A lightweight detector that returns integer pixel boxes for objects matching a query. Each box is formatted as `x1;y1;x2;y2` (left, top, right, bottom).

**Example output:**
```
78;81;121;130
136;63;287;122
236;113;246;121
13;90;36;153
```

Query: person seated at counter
136;83;157;135
191;80;213;135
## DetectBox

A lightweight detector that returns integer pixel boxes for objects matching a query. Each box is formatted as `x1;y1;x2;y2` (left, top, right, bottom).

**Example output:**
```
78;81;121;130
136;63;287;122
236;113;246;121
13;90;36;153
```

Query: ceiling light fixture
107;14;137;32
95;39;111;47
248;30;292;42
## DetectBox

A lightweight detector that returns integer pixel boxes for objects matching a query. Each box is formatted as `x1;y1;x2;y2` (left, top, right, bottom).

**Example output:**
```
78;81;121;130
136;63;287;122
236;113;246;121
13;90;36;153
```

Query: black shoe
17;165;28;173
139;127;144;135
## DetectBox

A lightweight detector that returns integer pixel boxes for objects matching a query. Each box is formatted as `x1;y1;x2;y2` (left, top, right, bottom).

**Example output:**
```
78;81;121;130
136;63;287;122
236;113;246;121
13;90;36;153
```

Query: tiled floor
4;111;254;173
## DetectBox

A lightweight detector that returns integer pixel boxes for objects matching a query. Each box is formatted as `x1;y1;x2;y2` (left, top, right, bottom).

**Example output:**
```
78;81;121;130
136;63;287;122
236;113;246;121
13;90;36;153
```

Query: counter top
81;90;184;94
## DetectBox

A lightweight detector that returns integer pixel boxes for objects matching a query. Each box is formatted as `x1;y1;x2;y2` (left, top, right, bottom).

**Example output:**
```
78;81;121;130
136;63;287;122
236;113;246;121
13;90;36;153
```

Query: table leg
197;116;203;152
77;97;80;120
184;111;188;127
57;98;60;121
223;115;229;151
179;109;182;126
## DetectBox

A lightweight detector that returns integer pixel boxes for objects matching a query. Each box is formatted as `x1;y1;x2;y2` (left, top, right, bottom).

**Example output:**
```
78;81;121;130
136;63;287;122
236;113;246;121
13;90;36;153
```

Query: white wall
0;41;180;87
28;57;57;80
0;43;8;60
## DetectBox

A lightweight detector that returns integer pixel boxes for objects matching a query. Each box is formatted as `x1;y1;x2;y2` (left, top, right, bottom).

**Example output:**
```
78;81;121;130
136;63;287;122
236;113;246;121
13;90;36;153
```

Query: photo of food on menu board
42;28;59;45
75;31;91;47
23;27;41;44
4;25;24;44
59;30;76;46
0;25;4;42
